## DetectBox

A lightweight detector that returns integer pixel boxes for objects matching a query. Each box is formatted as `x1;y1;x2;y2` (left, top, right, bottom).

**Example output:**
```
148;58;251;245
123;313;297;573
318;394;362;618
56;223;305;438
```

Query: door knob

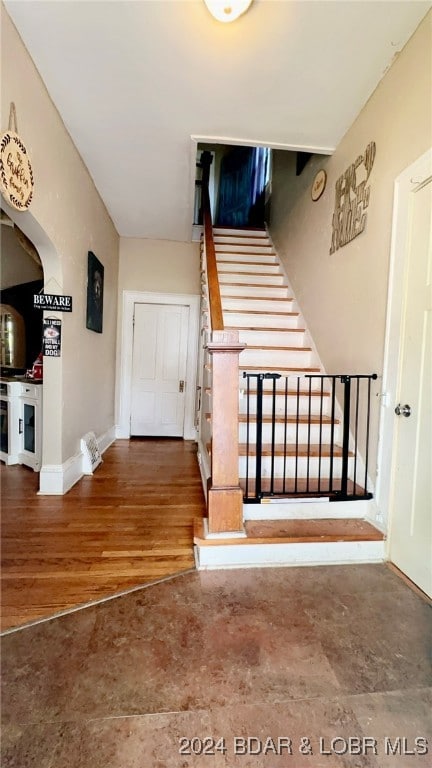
179;380;185;393
395;403;411;417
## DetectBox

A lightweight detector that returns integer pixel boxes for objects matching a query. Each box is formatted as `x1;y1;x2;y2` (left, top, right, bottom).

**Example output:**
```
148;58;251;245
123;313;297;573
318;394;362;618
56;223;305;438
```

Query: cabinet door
19;397;41;470
23;402;36;453
0;398;8;454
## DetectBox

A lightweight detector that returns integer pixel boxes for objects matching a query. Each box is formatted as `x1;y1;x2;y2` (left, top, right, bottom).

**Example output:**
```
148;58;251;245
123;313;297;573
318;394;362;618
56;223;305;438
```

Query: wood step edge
221;284;288;289
240;365;321;372
205;442;352;457
222;296;293;303
205;413;339;424
216;260;277;265
218;271;282;277
223;309;299;316
225;326;306;333
204;364;320;373
214;245;274;250
195;519;384;547
205;388;330;397
242;345;312;351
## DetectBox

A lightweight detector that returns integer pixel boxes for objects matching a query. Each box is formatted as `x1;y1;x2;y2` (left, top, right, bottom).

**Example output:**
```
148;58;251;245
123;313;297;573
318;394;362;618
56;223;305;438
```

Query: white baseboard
38;425;116;495
195;540;385;570
97;425;116;454
38;452;83;495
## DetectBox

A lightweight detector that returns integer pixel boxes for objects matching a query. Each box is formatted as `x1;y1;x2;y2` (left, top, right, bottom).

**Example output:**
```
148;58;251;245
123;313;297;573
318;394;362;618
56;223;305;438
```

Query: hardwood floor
1;439;205;632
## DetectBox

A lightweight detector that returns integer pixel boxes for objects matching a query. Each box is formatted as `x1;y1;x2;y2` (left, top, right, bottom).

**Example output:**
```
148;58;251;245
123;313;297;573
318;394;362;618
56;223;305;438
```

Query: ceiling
4;0;430;242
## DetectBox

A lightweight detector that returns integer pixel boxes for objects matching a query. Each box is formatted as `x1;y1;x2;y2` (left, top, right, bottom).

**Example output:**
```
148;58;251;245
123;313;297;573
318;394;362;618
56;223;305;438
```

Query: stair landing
194;518;385;570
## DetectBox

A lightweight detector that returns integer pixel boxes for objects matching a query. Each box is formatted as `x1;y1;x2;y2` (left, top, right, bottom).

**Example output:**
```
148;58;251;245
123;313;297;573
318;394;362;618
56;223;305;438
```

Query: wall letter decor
330;142;376;254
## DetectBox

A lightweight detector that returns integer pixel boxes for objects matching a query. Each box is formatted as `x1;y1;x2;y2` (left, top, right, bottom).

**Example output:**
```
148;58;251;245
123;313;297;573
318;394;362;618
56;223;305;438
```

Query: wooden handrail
199;151;245;534
202;180;224;331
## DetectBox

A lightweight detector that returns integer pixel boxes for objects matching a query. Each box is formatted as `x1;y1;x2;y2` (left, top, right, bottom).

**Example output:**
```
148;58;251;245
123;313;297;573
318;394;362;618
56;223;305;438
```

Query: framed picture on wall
86;251;104;333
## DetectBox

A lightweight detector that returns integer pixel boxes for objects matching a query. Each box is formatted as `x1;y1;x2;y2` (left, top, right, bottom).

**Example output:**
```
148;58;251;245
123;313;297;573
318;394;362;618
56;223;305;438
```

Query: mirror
0;304;25;368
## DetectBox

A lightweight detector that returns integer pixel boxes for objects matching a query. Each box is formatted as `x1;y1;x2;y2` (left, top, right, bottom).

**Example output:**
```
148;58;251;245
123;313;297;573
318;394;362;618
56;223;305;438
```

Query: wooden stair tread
240;365;321;372
205;366;320;375
194;518;384;546
218;271;279;276
205;387;330;397
216;260;277;266
238;413;337;424
206;442;350;457
243;345;312;351
223;309;299;316
220;280;286;286
225;326;306;333
222;296;293;302
205;413;338;424
238;443;350;457
240;477;364;495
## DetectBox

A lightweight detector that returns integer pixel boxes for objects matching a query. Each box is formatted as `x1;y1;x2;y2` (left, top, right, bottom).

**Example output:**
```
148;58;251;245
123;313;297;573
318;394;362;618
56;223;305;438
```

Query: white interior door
130;303;189;437
389;173;432;597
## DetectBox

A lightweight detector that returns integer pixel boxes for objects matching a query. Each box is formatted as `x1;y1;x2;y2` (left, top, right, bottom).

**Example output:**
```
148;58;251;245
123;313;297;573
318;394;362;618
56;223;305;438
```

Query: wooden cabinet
19;383;42;470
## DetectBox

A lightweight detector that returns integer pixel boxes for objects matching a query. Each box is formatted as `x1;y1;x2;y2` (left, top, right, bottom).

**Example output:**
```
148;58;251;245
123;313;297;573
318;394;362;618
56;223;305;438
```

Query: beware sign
34;294;72;312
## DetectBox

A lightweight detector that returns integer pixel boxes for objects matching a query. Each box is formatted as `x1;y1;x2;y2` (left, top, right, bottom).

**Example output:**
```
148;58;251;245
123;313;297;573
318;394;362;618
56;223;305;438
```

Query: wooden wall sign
0;105;34;211
311;169;327;201
330;141;376;254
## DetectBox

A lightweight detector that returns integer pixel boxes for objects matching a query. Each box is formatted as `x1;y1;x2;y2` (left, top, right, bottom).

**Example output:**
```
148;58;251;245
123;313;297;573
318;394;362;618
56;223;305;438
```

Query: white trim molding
195;540;385;570
375;147;432;529
38;425;116;495
117;291;200;442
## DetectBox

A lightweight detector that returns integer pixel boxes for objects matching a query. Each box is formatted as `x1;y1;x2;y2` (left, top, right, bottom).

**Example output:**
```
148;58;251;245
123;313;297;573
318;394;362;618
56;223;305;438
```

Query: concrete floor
1;564;431;767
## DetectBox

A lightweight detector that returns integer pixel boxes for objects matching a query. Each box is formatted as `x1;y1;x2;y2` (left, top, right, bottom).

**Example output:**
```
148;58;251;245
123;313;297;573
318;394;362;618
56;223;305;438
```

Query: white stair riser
214;236;270;247
227;312;299;328
239;455;354;479
196;541;385;569
239;395;331;417
202;309;300;328
240;348;312;368
213;228;268;238
222;298;293;312
238;421;339;444
221;285;290;298
217;262;282;275
217;253;278;265
219;273;286;286
215;244;275;255
237;329;306;347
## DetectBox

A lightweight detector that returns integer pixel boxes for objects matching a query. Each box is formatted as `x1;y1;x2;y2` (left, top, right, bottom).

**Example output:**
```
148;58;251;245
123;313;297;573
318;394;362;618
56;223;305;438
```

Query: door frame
375;147;432;538
117;291;200;441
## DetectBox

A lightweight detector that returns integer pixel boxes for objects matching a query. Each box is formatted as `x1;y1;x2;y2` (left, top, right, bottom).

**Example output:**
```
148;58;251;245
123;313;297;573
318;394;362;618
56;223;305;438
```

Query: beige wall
118;238;200;295
1;5;119;465
270;11;432;485
115;237;200;436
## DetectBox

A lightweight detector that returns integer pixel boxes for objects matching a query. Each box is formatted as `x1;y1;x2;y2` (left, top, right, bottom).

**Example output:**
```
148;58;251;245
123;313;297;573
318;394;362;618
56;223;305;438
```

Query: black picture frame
86;251;104;333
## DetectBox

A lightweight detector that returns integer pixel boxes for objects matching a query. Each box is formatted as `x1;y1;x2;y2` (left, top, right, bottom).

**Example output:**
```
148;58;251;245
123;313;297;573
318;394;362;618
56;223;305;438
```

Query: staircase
195;227;384;569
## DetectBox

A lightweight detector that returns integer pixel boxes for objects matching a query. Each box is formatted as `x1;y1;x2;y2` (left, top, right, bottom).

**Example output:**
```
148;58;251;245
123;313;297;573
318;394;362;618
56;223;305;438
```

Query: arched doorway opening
0;200;63;492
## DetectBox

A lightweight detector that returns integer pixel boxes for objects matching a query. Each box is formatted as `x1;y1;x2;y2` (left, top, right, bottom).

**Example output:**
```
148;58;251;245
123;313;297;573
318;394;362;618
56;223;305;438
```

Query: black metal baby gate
241;372;378;503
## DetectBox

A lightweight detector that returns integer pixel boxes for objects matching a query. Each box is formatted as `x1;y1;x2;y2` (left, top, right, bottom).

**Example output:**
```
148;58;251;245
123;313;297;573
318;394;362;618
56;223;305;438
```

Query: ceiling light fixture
203;0;253;23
